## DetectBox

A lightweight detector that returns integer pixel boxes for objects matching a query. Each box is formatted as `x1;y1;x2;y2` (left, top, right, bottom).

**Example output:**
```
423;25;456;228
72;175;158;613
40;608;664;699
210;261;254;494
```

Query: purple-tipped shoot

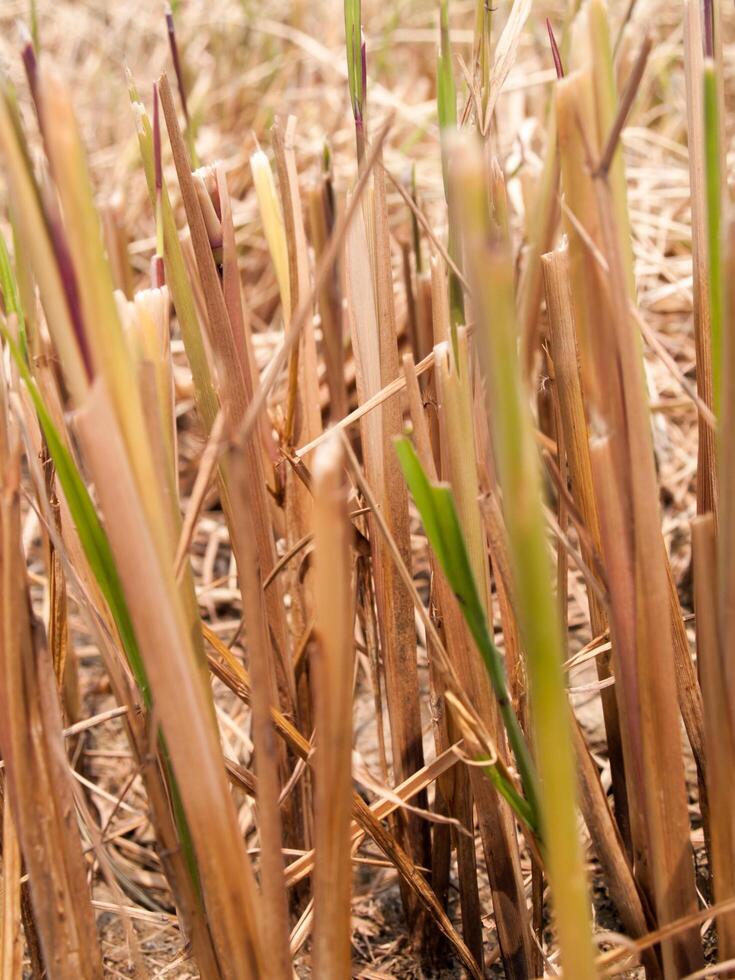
19;21;41;124
165;3;198;167
165;3;189;125
547;19;564;80
703;0;714;59
47;207;94;380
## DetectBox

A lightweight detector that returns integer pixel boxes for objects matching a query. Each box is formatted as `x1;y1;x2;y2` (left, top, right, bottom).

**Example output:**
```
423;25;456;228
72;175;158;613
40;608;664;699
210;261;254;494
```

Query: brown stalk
558;189;709;792
0;431;103;978
158;77;247;428
232;115;392;470
559;63;705;971
205;165;274;476
517;113;561;380
272;116;321;450
592;158;703;973
542;242;629;851
571;721;655;955
312;434;354;978
718;208;735;814
556;70;612;410
307;179;348;422
0;778;23;978
230;449;291;979
272;118;322;790
692;515;735;961
594;34;652;180
545;349;569;634
40;439;78;719
683;0;717;520
215;164;294;716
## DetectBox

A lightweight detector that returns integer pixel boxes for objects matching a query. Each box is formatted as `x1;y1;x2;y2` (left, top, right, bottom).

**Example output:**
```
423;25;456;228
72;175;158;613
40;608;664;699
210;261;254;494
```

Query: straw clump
0;0;731;976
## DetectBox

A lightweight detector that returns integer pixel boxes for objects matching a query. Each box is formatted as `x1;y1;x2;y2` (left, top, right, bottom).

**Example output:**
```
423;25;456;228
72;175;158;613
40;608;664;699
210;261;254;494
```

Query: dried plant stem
232;456;291;979
312;434;353;978
681;2;717;517
272;116;321;450
692;515;735;962
307;178;347;422
591;160;703;973
519;110;560;378
345;156;430;891
0;779;23;978
703;56;723;417
0;431;103;978
542;242;629;850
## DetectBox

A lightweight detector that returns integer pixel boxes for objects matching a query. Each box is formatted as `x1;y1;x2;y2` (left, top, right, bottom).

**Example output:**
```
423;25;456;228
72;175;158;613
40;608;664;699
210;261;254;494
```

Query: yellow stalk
250;148;292;321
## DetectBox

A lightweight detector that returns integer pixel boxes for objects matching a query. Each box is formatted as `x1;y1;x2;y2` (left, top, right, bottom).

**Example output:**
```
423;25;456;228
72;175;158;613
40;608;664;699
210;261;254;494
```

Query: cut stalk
312;434;354;979
344;155;430;898
683;0;718;519
308;161;348;422
542;242;629;851
692;515;735;962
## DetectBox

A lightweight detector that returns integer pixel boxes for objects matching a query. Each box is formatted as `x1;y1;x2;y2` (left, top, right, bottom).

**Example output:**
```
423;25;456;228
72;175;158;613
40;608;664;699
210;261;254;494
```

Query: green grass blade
395;435;541;833
344;0;363;122
437;0;464;343
0;234;27;362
